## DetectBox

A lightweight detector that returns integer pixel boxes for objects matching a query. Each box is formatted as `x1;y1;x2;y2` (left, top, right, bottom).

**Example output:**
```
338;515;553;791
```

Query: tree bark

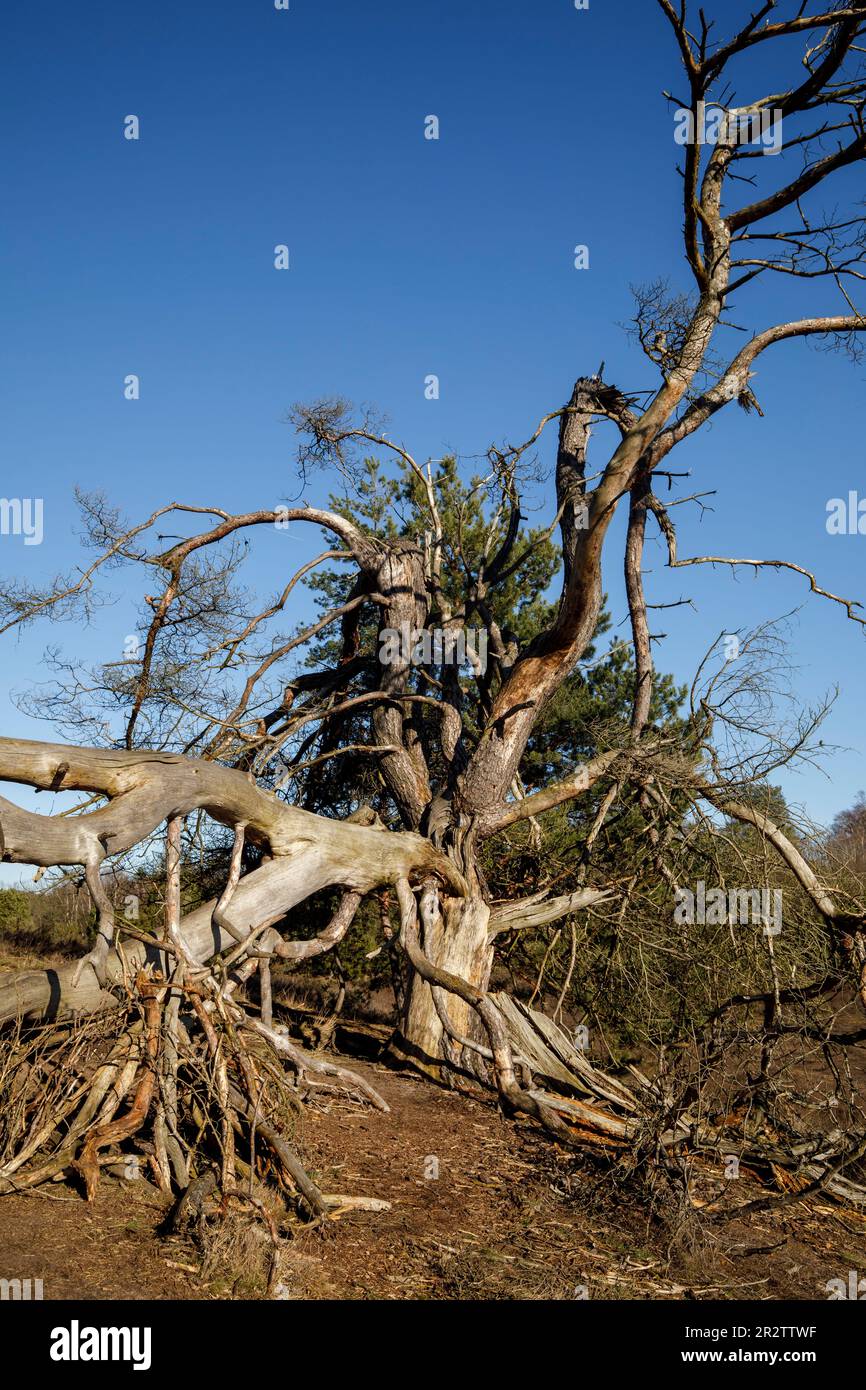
390;894;493;1074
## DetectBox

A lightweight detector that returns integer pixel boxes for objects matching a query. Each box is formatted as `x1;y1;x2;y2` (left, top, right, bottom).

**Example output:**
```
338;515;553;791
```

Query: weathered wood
492;993;640;1113
0;736;464;1026
487;887;613;938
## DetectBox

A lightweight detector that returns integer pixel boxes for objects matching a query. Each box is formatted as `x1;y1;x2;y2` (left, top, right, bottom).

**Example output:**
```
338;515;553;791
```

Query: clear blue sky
1;0;864;861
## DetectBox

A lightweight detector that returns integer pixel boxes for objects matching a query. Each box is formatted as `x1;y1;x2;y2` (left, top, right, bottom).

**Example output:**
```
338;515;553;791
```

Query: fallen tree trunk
0;858;330;1024
0;736;464;1026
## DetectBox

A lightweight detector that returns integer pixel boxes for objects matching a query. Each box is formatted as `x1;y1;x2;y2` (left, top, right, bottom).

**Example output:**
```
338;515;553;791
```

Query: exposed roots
0;950;390;1254
3;788;866;1262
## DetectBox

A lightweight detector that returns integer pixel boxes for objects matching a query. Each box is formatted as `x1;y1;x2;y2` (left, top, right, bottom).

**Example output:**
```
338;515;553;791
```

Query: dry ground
1;1042;864;1302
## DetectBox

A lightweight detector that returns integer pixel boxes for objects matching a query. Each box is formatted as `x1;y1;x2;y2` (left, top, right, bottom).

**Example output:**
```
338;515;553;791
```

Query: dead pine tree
2;0;866;1227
